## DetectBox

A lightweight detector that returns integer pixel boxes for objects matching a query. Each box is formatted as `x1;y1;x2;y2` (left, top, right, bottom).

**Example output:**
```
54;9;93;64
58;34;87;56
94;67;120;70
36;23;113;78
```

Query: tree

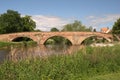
93;28;96;32
0;10;22;33
51;27;59;32
0;10;36;34
34;29;41;32
49;27;70;45
112;18;120;34
62;20;92;32
22;15;36;31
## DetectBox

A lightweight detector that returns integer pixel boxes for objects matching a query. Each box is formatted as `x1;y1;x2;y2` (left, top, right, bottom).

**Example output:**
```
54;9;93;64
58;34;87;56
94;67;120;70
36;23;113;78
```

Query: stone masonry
0;32;113;45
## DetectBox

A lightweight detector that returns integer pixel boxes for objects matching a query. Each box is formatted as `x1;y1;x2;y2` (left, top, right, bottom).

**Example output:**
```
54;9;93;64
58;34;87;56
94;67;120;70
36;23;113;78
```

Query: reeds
0;44;120;80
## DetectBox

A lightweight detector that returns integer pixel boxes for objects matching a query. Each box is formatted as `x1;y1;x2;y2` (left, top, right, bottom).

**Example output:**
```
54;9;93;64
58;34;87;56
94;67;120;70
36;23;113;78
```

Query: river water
0;45;82;62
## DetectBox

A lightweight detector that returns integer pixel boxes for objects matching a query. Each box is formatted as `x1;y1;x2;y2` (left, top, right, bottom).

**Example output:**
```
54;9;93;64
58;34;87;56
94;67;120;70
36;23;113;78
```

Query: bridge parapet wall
0;32;113;45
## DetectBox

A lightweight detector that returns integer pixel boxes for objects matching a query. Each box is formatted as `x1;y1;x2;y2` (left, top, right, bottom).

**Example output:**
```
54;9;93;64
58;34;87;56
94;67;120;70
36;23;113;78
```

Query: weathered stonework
0;32;113;45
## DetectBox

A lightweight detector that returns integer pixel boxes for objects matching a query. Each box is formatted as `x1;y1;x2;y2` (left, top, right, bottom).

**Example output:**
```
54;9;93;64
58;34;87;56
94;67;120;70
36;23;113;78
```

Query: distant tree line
48;20;93;45
51;20;92;32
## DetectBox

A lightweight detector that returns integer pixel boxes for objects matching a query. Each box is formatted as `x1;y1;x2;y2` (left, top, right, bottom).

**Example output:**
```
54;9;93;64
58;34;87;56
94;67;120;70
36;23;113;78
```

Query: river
0;45;82;62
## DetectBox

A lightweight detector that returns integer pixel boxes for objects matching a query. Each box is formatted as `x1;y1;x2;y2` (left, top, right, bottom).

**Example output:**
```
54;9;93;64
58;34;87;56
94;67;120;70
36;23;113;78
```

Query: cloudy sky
0;0;120;31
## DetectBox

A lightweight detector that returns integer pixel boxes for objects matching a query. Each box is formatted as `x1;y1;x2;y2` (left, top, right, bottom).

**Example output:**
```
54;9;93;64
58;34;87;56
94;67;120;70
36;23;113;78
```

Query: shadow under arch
12;36;34;42
81;35;110;45
44;36;72;46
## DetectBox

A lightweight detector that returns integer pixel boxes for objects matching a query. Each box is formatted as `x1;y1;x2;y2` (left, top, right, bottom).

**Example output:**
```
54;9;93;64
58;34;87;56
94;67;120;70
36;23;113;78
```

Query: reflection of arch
43;35;73;45
11;36;35;42
80;35;112;45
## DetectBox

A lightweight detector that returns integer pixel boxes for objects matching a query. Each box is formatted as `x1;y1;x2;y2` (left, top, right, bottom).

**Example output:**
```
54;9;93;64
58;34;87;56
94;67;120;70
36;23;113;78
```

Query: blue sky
0;0;120;31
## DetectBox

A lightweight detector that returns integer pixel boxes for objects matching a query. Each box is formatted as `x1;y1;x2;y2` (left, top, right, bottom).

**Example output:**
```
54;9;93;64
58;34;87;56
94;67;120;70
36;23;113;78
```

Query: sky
0;0;120;31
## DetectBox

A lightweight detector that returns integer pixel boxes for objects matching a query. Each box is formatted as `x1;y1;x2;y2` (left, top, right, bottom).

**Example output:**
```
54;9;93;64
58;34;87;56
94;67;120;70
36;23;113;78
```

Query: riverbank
0;44;120;80
0;41;37;48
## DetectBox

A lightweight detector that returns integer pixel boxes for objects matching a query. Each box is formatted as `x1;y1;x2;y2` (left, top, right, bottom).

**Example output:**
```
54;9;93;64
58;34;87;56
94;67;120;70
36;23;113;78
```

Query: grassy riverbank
0;41;37;48
0;44;120;80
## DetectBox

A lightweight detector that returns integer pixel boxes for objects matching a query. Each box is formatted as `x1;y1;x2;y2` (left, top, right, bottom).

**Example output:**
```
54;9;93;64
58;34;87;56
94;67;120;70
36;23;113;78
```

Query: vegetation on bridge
0;44;120;80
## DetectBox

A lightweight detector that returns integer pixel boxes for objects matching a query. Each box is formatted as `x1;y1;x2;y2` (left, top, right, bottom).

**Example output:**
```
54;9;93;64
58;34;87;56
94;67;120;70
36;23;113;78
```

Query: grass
0;41;37;48
0;44;120;80
0;42;14;48
87;72;120;80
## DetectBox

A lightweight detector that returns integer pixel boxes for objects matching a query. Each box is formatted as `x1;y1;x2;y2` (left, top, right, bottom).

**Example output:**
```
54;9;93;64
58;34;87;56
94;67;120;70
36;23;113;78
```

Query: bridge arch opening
44;36;72;46
12;37;34;42
81;35;109;45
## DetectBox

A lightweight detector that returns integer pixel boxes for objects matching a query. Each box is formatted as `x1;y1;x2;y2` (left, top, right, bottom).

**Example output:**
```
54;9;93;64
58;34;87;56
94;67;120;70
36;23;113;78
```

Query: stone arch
80;35;112;45
10;36;36;42
42;35;73;45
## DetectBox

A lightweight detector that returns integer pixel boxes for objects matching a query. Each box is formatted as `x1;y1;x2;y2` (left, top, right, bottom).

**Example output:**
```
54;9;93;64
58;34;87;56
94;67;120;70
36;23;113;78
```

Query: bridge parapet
0;32;113;45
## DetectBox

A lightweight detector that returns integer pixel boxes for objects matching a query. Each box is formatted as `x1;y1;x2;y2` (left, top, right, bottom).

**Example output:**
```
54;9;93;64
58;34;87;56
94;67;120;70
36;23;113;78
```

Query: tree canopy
0;10;36;34
50;27;59;32
62;20;92;32
112;18;120;34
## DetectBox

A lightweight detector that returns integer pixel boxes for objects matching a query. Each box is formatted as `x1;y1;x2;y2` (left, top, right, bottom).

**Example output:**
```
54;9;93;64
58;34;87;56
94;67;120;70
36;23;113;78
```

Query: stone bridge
0;32;113;45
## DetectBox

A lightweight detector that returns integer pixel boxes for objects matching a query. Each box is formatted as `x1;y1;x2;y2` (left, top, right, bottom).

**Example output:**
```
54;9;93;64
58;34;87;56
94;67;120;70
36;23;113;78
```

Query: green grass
0;41;37;48
87;72;120;80
0;44;120;80
0;42;14;48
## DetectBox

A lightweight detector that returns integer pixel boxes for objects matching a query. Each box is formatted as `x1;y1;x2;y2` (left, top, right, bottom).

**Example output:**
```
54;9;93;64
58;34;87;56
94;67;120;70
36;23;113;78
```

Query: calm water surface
0;45;82;62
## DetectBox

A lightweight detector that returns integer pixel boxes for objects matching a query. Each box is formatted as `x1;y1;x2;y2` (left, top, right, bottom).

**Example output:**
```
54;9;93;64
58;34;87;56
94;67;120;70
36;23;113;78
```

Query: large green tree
21;15;36;31
62;20;92;32
0;10;36;34
112;18;120;34
0;10;22;33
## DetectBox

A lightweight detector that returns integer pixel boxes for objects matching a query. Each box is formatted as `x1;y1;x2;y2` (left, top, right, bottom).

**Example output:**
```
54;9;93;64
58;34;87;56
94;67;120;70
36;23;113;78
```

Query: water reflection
0;49;9;63
0;45;83;62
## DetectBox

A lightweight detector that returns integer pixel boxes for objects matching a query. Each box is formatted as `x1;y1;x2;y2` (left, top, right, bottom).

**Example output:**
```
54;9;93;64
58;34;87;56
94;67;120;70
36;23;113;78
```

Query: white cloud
31;15;72;31
86;14;120;30
86;16;96;19
30;14;120;31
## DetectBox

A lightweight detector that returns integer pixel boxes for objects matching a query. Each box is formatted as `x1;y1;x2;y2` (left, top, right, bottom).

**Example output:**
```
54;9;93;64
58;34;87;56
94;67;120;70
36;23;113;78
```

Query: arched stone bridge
0;32;113;45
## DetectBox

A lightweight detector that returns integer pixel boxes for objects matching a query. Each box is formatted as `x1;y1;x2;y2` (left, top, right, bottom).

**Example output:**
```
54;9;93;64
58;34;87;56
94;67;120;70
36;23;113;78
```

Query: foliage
112;18;120;34
82;37;95;45
82;36;107;45
61;19;94;45
0;10;36;34
93;28;96;32
21;15;36;31
0;45;120;80
44;36;72;45
49;28;72;45
34;29;41;32
0;42;14;48
0;41;37;48
87;73;120;80
62;20;92;32
51;27;59;32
